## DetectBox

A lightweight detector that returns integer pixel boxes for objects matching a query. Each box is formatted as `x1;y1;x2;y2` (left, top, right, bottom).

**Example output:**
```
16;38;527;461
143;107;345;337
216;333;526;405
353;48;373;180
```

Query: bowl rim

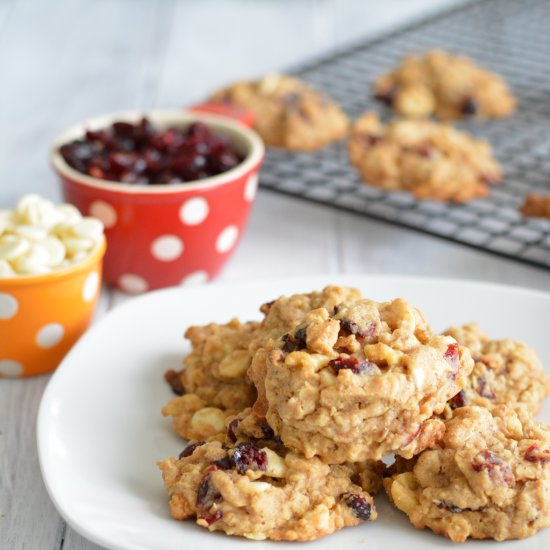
50;109;265;195
0;237;106;287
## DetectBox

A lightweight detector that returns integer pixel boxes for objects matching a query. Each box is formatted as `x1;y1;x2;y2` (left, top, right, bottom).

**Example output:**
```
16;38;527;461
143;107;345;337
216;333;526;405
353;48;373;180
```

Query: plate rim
36;273;550;550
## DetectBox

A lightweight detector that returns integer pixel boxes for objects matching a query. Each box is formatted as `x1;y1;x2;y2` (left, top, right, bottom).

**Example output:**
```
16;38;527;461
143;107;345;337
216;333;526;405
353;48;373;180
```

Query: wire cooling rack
259;0;550;269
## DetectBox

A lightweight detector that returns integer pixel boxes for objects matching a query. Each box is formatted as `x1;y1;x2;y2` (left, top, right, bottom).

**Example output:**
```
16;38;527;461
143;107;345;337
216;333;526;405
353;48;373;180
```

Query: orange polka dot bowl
0;238;105;377
51;109;264;293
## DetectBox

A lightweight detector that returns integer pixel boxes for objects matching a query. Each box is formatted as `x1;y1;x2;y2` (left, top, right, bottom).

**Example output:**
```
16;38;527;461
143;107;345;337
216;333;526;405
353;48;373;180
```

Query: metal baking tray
259;0;550;269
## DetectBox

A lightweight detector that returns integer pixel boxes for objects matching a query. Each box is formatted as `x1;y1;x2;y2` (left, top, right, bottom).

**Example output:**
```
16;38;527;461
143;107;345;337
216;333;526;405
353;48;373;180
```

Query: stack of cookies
157;285;550;542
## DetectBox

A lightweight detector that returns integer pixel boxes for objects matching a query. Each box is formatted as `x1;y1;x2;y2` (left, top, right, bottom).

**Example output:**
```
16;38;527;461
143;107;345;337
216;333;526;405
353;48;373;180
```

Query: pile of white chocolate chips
0;195;104;277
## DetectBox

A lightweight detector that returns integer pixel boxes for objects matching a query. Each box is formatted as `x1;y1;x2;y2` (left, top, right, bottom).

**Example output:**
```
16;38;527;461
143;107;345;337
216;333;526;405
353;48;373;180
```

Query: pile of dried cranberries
59;118;244;184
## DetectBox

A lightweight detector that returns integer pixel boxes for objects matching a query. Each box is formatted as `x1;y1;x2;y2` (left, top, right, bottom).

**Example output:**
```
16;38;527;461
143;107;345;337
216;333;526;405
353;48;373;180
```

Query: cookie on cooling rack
520;193;550;220
348;113;502;202
210;74;349;151
374;50;516;120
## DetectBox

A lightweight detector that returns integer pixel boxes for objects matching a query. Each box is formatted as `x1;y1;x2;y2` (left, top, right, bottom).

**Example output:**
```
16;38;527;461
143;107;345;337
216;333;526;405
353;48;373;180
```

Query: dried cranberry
524;443;550;464
344;494;372;520
212;456;233;470
196;467;223;525
59;117;244;185
374;87;396;106
436;499;463;513
476;377;496;400
444;343;460;369
232;442;267;474
414;144;434;158
448;390;467;409
164;369;185;395
330;356;376;374
472;450;515;487
227;418;240;443
178;441;205;459
461;97;478;115
260;422;275;440
281;326;307;353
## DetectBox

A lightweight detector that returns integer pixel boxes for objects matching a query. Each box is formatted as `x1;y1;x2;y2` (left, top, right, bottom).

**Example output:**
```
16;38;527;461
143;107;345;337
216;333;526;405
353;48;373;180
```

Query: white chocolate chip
0;259;16;277
63;237;95;256
218;350;251;379
262;448;287;478
39;237;66;267
72;218;104;240
13;225;49;241
0;235;30;260
0;195;105;277
190;407;227;436
56;204;82;223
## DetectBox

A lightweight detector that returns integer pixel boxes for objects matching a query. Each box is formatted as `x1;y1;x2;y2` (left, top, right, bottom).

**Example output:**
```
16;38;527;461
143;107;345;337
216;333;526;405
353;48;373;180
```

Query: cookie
348;113;502;202
248;285;363;419
253;297;474;462
210;74;349;151
384;406;550;542
163;318;258;440
374;50;516;120
444;324;550;417
157;422;379;540
520;193;550;220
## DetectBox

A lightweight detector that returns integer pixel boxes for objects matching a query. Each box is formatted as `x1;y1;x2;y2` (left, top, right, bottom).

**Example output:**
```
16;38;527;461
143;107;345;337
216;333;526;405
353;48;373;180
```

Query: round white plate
37;275;550;550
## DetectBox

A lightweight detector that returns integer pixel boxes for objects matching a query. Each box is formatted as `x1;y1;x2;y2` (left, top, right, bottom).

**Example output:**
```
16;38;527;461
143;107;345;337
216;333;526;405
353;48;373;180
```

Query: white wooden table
1;0;549;548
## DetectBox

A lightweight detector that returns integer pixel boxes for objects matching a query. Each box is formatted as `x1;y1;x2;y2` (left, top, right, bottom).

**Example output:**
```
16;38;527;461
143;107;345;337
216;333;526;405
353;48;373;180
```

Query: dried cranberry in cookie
248;285;363;419
443;323;550;417
210;74;349;151
257;297;473;462
374;50;516;120
348;113;502;203
157;438;378;540
384;406;550;542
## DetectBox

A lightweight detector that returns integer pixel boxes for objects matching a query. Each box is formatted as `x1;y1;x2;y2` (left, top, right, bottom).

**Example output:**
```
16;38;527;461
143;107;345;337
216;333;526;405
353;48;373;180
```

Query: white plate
37;275;550;550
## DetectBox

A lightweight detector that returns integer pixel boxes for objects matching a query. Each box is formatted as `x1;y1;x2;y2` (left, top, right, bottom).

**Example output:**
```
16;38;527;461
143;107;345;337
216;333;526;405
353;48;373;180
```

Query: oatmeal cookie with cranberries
157;421;378;540
163;318;258;440
253;297;474;463
229;407;385;496
384;406;550;542
374;50;516;120
521;193;550;220
210;74;348;151
248;285;363;418
348;113;501;202
444;324;550;418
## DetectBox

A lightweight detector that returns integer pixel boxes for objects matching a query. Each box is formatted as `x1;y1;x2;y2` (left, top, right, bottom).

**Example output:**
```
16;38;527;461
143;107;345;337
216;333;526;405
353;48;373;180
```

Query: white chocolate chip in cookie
218;349;251;379
190;407;227;437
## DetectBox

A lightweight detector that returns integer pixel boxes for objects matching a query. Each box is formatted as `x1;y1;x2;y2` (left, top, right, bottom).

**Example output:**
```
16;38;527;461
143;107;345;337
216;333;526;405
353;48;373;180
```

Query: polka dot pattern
244;173;258;202
82;272;99;302
36;323;65;349
182;270;209;286
179;197;209;226
119;274;149;294
89;200;117;228
151;235;184;262
216;225;239;254
0;293;18;320
0;359;23;377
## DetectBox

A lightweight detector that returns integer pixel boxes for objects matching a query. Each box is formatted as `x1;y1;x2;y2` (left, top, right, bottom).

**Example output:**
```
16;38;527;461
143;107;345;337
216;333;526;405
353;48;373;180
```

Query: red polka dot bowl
0;238;105;377
51;109;264;293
